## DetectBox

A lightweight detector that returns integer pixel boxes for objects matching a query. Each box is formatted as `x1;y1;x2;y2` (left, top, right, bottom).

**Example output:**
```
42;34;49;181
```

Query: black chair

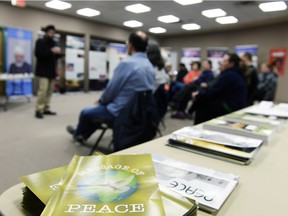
89;90;160;155
154;83;170;134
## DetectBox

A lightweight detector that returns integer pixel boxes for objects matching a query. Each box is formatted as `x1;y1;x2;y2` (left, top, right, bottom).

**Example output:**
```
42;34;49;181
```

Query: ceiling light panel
125;4;151;14
202;8;227;18
173;0;203;5
45;0;72;10
182;23;201;30
149;27;167;34
76;8;100;17
123;20;143;28
158;15;180;23
259;1;287;12
216;16;238;24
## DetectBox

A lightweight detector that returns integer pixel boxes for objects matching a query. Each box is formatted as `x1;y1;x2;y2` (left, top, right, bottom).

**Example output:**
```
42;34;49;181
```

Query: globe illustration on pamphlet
77;170;139;203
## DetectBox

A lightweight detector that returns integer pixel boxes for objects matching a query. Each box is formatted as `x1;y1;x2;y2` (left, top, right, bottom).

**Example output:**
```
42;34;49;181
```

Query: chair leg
89;128;107;155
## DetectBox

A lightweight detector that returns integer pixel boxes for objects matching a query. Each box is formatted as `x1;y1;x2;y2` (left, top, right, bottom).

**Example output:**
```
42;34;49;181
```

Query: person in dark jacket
241;52;258;105
35;25;61;119
171;59;214;119
192;53;247;124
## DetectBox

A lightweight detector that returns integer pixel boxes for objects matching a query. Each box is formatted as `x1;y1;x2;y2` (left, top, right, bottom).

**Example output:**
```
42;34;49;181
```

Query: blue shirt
100;52;155;117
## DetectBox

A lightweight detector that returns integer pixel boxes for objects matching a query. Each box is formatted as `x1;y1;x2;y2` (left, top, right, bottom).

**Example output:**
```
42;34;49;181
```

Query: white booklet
152;155;239;213
245;101;288;118
171;127;263;149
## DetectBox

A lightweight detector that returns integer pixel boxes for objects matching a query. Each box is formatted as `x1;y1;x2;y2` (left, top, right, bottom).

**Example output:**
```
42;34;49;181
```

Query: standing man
35;25;61;119
67;31;155;144
241;52;259;105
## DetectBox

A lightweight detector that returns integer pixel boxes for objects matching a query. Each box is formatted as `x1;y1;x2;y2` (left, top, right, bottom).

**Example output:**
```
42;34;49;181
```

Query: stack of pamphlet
202;118;277;144
168;127;263;165
245;101;288;119
153;155;239;214
20;154;197;216
224;112;286;130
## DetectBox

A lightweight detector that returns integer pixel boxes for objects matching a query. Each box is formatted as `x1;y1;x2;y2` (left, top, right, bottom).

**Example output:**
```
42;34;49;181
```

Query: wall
0;2;132;91
160;22;288;102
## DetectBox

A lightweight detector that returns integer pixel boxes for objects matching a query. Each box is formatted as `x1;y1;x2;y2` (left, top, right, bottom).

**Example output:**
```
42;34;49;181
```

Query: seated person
146;40;170;91
147;40;170;119
192;53;248;125
170;61;201;103
183;61;201;84
171;59;214;119
253;62;278;102
66;31;155;144
175;63;188;83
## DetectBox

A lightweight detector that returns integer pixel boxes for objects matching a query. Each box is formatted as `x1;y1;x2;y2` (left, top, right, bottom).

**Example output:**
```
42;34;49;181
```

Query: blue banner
5;27;33;96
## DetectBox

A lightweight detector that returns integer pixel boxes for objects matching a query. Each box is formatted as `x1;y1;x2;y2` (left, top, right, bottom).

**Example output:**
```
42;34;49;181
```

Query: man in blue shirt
67;31;155;144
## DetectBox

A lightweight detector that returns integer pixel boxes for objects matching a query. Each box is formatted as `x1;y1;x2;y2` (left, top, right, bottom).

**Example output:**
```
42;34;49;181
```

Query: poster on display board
269;48;287;77
207;47;228;76
89;39;107;80
107;43;126;79
235;45;258;67
161;47;178;72
0;29;3;95
65;35;85;81
181;47;201;71
5;27;33;97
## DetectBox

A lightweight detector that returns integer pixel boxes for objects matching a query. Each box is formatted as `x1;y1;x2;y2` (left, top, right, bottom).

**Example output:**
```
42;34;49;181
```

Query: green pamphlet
41;154;165;215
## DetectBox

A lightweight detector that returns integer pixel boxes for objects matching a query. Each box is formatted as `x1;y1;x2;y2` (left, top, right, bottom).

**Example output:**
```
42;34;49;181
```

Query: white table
1;125;288;216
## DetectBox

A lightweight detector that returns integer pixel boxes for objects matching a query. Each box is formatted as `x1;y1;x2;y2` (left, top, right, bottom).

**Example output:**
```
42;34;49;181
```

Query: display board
5;27;33;96
107;43;126;79
235;45;258;68
269;48;287;77
0;29;4;95
207;47;228;76
181;47;201;71
161;47;178;72
89;39;107;80
65;35;85;81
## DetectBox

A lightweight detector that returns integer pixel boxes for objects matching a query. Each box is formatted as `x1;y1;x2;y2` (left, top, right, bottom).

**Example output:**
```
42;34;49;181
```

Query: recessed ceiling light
149;27;167;34
216;16;238;24
182;23;201;30
123;20;143;28
173;0;203;6
158;15;180;23
259;1;287;12
45;0;72;10
76;8;100;17
125;3;151;14
202;8;227;18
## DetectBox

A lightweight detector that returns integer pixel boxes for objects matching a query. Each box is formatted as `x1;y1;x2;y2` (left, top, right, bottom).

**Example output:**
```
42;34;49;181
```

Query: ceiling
24;0;288;37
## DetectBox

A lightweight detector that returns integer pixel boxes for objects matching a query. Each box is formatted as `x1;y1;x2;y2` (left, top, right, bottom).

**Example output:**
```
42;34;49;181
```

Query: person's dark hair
179;63;186;68
128;31;149;52
243;52;252;61
204;59;212;69
227;53;241;68
44;25;56;33
191;61;201;70
146;40;164;70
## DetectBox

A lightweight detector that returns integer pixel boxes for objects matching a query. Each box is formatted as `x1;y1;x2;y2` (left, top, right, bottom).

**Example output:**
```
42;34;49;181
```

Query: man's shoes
35;111;44;119
66;125;86;146
66;125;76;135
43;110;57;115
171;111;186;119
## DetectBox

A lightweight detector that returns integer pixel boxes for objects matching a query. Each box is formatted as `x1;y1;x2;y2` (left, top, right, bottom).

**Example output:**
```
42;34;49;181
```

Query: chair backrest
113;90;160;151
154;83;170;120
